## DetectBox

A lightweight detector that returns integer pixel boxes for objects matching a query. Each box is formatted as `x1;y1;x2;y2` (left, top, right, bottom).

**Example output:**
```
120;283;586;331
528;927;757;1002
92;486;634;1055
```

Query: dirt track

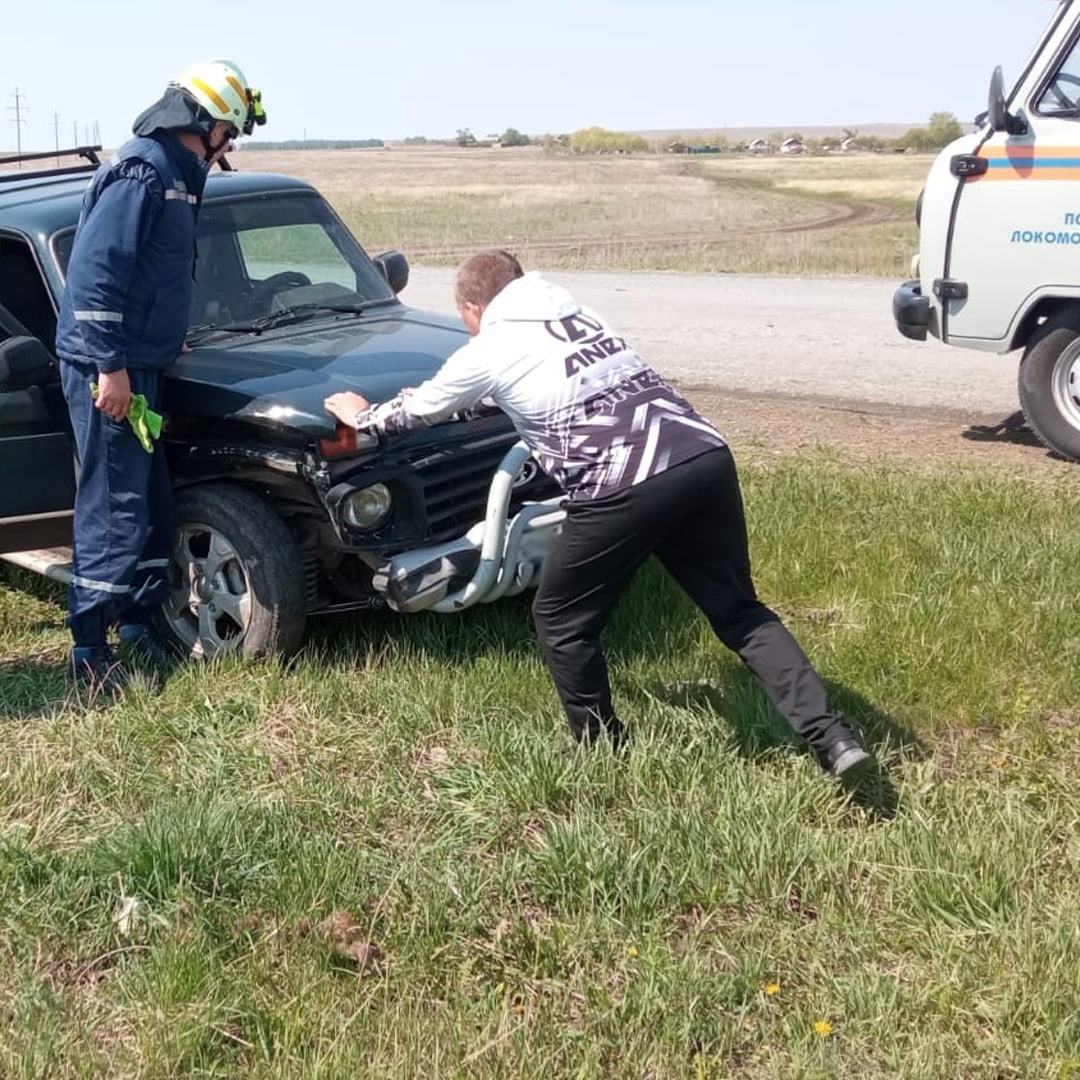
684;387;1072;483
407;202;898;261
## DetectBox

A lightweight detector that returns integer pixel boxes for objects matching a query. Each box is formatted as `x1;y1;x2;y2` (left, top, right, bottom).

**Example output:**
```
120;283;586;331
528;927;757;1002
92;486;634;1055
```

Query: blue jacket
55;133;209;372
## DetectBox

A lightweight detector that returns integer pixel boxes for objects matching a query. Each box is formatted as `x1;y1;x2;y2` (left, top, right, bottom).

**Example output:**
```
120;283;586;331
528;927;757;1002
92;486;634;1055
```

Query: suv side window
0;236;57;348
1035;31;1080;115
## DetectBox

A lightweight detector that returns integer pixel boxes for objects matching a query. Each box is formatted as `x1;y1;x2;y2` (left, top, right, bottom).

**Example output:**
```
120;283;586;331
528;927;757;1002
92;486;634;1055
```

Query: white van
894;1;1080;460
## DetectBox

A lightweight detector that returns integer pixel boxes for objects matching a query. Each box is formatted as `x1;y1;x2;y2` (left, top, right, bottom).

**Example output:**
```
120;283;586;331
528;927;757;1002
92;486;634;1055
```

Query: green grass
2;458;1080;1077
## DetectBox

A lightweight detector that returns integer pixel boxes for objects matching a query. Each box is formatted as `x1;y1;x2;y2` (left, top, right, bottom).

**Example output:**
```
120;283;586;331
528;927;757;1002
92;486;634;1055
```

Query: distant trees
403;135;428;145
500;127;531;147
568;126;649;153
898;111;964;151
456;128;477;147
669;132;729;151
858;134;889;152
928;111;964;146
538;133;570;152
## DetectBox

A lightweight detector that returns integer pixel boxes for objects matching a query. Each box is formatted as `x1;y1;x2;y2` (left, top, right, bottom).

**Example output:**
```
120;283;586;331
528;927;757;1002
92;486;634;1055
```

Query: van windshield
1035;20;1080;115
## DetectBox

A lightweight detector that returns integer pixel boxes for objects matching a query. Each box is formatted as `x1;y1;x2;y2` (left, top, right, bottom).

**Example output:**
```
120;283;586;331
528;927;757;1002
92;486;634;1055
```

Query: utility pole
72;120;78;146
53;110;61;164
7;86;28;164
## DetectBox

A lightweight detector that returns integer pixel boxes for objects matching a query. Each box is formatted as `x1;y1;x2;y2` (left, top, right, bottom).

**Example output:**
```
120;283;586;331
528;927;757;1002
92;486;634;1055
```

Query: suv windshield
54;191;395;333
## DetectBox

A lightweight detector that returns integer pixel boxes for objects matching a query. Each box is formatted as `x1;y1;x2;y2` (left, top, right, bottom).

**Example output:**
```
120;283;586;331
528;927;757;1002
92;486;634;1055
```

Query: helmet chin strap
199;127;218;163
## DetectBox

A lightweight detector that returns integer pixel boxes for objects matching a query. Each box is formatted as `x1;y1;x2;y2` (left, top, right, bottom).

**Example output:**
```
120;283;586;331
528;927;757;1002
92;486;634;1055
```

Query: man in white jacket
325;250;872;777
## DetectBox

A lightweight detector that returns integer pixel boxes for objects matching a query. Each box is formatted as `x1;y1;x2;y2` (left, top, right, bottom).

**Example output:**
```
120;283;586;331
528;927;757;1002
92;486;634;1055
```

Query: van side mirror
987;66;1029;135
0;335;55;391
373;251;410;296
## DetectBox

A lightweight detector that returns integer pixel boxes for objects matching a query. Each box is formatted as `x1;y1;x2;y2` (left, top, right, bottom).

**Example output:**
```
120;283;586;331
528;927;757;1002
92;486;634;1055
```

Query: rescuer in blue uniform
55;59;266;694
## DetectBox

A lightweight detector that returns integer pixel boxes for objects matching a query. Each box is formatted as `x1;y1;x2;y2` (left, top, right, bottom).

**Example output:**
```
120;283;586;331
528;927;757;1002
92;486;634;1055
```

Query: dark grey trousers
531;445;851;750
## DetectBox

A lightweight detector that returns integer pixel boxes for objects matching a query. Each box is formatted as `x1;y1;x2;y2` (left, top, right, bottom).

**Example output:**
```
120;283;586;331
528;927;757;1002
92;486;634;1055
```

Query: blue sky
2;1;1061;150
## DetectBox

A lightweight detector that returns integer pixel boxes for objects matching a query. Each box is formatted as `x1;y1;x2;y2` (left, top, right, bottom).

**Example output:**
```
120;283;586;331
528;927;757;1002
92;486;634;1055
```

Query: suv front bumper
893;279;930;341
370;442;565;614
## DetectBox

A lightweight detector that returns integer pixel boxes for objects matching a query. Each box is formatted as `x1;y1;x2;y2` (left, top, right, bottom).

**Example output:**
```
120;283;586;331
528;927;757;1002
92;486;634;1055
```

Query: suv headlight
342;484;392;531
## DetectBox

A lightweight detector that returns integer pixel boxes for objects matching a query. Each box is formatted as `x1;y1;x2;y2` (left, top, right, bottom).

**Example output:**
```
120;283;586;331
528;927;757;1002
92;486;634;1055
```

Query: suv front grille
414;436;560;542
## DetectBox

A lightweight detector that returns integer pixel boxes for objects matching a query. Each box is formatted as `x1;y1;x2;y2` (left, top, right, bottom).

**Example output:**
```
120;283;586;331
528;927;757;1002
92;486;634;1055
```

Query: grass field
235;145;925;277
5;142;1078;1076
3;461;1080;1077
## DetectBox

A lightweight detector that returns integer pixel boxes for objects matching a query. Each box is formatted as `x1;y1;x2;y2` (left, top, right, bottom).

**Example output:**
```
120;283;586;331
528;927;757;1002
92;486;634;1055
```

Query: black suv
0;148;561;657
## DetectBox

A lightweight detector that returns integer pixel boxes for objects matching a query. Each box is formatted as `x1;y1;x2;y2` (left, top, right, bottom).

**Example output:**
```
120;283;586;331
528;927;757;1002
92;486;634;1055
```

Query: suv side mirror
373;251;410;295
0;335;55;392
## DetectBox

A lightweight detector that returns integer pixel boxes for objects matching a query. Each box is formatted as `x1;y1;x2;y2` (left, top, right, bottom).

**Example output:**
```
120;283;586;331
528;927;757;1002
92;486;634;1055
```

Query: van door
942;11;1080;347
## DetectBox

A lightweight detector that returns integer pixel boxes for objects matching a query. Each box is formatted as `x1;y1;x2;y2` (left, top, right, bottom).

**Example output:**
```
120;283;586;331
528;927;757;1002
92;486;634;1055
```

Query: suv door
0;235;75;553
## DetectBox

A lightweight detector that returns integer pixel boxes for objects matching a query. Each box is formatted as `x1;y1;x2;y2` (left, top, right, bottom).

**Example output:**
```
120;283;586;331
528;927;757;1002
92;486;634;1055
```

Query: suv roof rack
0;146;102;184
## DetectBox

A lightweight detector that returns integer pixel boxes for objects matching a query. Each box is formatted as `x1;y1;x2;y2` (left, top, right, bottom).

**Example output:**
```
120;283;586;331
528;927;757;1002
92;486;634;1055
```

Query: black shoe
69;645;129;700
117;624;180;672
574;721;629;755
818;737;871;778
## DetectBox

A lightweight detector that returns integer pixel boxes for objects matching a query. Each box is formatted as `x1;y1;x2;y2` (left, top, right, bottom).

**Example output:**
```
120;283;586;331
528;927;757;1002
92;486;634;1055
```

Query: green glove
90;383;164;454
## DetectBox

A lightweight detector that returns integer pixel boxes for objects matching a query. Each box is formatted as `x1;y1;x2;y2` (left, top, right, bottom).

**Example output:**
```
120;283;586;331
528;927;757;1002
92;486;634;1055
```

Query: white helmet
174;59;266;135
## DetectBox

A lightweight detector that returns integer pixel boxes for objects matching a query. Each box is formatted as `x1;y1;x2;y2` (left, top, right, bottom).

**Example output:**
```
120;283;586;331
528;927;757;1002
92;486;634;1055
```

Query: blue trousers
59;359;173;647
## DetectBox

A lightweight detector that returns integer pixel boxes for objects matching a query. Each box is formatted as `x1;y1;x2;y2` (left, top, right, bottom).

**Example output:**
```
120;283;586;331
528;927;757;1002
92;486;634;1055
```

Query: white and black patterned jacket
354;272;726;501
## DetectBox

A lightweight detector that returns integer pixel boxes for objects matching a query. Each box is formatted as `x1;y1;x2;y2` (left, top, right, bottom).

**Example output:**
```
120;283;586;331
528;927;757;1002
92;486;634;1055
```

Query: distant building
780;137;808;155
667;141;721;155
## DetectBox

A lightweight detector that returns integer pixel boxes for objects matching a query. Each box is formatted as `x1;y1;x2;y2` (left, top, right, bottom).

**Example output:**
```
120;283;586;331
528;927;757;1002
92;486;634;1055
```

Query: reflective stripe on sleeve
164;189;198;204
74;310;123;323
135;559;170;570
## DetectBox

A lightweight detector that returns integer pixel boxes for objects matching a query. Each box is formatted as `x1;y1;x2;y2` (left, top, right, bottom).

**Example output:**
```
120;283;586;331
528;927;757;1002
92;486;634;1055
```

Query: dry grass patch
703;153;932;202
235;146;888;272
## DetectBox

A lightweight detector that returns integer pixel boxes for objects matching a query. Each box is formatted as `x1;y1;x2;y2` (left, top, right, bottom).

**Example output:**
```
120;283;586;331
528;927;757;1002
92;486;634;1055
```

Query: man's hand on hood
324;390;371;428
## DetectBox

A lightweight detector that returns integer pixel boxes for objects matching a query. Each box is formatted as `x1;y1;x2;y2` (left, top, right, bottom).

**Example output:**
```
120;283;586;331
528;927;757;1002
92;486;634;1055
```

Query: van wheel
1018;313;1080;462
154;484;306;659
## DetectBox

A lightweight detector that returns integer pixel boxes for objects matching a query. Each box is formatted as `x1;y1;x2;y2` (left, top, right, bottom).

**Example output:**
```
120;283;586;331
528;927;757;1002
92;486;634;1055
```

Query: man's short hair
455;249;524;308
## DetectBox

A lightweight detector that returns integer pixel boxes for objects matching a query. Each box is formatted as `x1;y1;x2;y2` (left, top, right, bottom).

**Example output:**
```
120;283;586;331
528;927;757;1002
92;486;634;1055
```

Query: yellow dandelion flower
628;945;639;958
512;1002;525;1015
814;1020;834;1038
765;982;780;996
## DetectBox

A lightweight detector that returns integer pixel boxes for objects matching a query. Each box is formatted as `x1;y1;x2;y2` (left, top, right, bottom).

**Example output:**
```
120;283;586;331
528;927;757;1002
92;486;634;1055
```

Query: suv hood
166;304;468;437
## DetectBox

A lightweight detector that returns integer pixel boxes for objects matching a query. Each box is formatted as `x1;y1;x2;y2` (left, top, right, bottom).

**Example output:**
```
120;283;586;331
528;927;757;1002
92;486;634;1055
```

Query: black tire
154;483;306;659
1018;311;1080;462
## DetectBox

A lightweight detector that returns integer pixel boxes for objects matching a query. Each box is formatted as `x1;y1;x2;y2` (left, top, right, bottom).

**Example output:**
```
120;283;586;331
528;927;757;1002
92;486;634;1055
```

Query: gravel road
404;268;1019;416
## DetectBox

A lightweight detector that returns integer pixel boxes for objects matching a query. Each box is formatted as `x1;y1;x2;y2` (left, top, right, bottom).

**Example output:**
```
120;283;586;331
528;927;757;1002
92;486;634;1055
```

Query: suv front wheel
155;483;306;659
1018;311;1080;462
